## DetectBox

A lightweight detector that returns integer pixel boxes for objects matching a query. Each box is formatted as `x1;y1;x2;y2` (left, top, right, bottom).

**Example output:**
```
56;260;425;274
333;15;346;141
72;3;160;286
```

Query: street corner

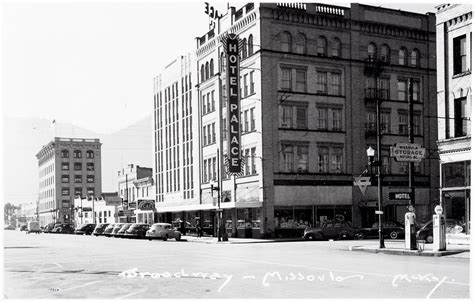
348;244;470;257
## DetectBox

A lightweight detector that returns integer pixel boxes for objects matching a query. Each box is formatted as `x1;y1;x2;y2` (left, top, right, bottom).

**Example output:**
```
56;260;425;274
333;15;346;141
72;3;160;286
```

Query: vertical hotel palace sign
225;33;241;173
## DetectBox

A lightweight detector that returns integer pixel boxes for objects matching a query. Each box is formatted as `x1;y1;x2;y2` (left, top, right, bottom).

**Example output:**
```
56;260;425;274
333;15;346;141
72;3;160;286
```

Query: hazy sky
2;0;438;134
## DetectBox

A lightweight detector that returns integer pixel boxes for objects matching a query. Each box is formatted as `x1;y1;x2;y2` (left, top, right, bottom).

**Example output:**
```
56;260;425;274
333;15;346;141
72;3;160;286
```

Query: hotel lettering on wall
225;34;241;173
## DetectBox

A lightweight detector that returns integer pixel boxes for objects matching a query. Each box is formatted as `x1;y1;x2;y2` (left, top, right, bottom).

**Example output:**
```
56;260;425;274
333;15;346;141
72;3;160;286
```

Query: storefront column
232;208;237;238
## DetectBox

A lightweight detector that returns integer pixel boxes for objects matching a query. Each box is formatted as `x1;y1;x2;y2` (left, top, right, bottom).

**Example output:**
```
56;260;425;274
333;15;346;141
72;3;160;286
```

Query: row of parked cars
302;219;468;243
37;222;182;241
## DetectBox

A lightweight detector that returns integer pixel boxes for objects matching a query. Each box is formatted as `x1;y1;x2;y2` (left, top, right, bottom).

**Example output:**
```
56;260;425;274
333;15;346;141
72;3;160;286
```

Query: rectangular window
222;118;227;140
62;175;69;183
62;188;70;196
413;114;421;135
250;108;256;131
282;145;294;172
203;126;207;146
62;163;69;171
211;91;215;112
203;159;207;182
332;109;342;131
62;200;70;208
317;107;328;130
250;71;255;94
212;123;216;143
398;80;407;101
212;157;217;181
296;146;308;173
87;175;94;183
329;73;341;96
454;97;468;137
453;35;467;75
317;147;329;173
74;175;82;183
330;149;343;173
245;149;250;175
87;188;95;196
316;72;327;94
381;112;391;134
281;68;291;91
281;106;293;128
295;70;306;92
74;163;82;171
206;93;211;114
399;112;408;135
296;107;307;129
251;147;257;175
412;80;420;102
202;94;207;114
244;74;248;97
75;187;82;196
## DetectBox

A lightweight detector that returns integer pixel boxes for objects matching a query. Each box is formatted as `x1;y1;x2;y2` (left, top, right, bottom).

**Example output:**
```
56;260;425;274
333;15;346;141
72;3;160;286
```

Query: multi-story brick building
154;3;440;238
36;137;102;227
436;4;471;236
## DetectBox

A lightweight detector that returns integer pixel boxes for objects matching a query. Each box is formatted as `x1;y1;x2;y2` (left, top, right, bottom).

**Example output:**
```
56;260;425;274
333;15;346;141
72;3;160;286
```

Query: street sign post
390;143;425;162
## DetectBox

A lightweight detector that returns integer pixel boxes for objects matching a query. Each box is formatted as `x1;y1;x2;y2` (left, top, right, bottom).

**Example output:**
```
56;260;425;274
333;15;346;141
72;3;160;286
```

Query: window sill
452;70;471;79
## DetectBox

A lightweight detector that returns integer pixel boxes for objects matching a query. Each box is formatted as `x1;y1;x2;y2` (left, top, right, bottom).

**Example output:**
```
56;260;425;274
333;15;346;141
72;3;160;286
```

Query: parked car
74;223;96;235
416;219;463;243
124;223;150;239
110;223;125;237
303;221;356;240
26;221;41;234
51;224;75;234
43;223;58;233
19;225;27;232
115;223;133;237
146;223;182;241
92;223;110;236
356;221;405;240
4;225;15;230
102;224;116;237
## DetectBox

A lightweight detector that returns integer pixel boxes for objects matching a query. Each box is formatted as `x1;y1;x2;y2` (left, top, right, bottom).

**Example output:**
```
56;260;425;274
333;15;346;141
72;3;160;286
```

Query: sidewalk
349;241;470;258
181;235;304;244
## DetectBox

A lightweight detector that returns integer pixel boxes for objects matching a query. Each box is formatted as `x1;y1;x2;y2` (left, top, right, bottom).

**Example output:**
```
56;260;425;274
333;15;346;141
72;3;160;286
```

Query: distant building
18;202;38;222
73;193;121;227
436;4;471;236
36;137;102;227
117;164;153;223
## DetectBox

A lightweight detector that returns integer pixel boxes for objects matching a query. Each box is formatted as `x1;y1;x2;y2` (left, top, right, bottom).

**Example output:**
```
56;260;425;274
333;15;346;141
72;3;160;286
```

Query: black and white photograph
1;0;472;299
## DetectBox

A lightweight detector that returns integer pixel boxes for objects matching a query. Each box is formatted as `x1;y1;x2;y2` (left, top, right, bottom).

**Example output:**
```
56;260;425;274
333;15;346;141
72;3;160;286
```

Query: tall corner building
436;4;471;235
155;3;440;238
36;137;102;226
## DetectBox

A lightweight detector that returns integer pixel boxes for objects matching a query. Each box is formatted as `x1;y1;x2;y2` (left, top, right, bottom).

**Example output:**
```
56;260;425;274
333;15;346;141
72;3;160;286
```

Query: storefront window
293;207;312;228
274;207;294;228
442;161;470;188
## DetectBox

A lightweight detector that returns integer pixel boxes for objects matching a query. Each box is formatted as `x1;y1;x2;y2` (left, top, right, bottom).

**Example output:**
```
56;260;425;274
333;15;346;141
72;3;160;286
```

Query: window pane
281;68;291;91
296;107;307;129
295;70;306;92
332;109;342;131
316;72;327;93
296;146;308;173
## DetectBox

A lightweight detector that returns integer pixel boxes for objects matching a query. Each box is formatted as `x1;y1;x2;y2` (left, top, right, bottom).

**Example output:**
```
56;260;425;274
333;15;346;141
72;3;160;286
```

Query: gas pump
405;205;416;250
433;205;446;251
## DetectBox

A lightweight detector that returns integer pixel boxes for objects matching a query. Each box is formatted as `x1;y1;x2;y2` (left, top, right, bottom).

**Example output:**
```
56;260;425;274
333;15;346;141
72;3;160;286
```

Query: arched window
368;43;377;60
210;59;214;76
248;34;254;56
241;38;247;59
296;33;307;54
316;36;327;56
200;65;205;82
61;150;69;158
86;150;94;159
331;38;341;57
380;44;390;63
205;62;210;80
73;150;82;158
281;31;292;52
398;47;407;65
220;52;225;73
410;49;419;67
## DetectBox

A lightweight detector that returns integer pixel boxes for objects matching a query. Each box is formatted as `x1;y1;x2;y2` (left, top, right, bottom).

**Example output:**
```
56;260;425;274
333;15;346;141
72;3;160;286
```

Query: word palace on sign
225;33;242;173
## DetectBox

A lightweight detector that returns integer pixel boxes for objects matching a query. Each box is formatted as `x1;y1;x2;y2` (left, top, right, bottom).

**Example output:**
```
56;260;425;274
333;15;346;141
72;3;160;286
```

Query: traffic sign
375;210;384;215
353;176;371;195
390;143;425;162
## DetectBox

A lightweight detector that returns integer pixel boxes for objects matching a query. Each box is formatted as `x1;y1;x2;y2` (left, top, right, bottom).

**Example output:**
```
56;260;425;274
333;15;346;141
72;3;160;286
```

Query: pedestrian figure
196;225;202;238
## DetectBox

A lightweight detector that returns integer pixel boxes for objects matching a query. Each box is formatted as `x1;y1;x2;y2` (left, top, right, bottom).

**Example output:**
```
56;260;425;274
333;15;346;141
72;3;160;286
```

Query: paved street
3;231;470;299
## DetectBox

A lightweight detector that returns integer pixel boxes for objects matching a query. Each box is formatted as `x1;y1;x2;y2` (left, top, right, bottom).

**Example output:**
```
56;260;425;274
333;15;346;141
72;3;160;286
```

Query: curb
349;245;468;257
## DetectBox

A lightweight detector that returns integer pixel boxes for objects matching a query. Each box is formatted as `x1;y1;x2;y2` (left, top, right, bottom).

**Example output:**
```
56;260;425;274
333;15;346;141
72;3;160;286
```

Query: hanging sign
225;33;242;173
390;143;425;162
353;176;371;195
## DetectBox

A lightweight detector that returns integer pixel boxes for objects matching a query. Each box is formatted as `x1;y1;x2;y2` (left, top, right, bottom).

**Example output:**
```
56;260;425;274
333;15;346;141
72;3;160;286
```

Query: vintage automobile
92;223;110;236
74;223;96;235
110;223;125;237
124;223;150;239
43;223;58;233
416;219;463;243
356;221;405;240
115;223;133;237
303;221;356;240
26;221;41;234
102;224;117;237
51;224;75;234
145;223;181;241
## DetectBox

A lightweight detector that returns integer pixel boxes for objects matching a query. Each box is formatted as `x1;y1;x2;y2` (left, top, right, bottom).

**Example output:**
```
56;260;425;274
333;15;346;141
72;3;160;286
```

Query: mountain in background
2;115;153;205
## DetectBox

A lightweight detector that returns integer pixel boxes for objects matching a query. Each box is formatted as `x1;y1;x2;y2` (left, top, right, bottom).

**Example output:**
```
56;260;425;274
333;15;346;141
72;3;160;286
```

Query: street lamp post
367;146;385;249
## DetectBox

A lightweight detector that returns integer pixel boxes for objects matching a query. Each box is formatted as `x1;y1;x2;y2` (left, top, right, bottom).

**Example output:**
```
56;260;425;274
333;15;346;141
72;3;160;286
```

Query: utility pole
376;78;385;249
408;78;415;208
